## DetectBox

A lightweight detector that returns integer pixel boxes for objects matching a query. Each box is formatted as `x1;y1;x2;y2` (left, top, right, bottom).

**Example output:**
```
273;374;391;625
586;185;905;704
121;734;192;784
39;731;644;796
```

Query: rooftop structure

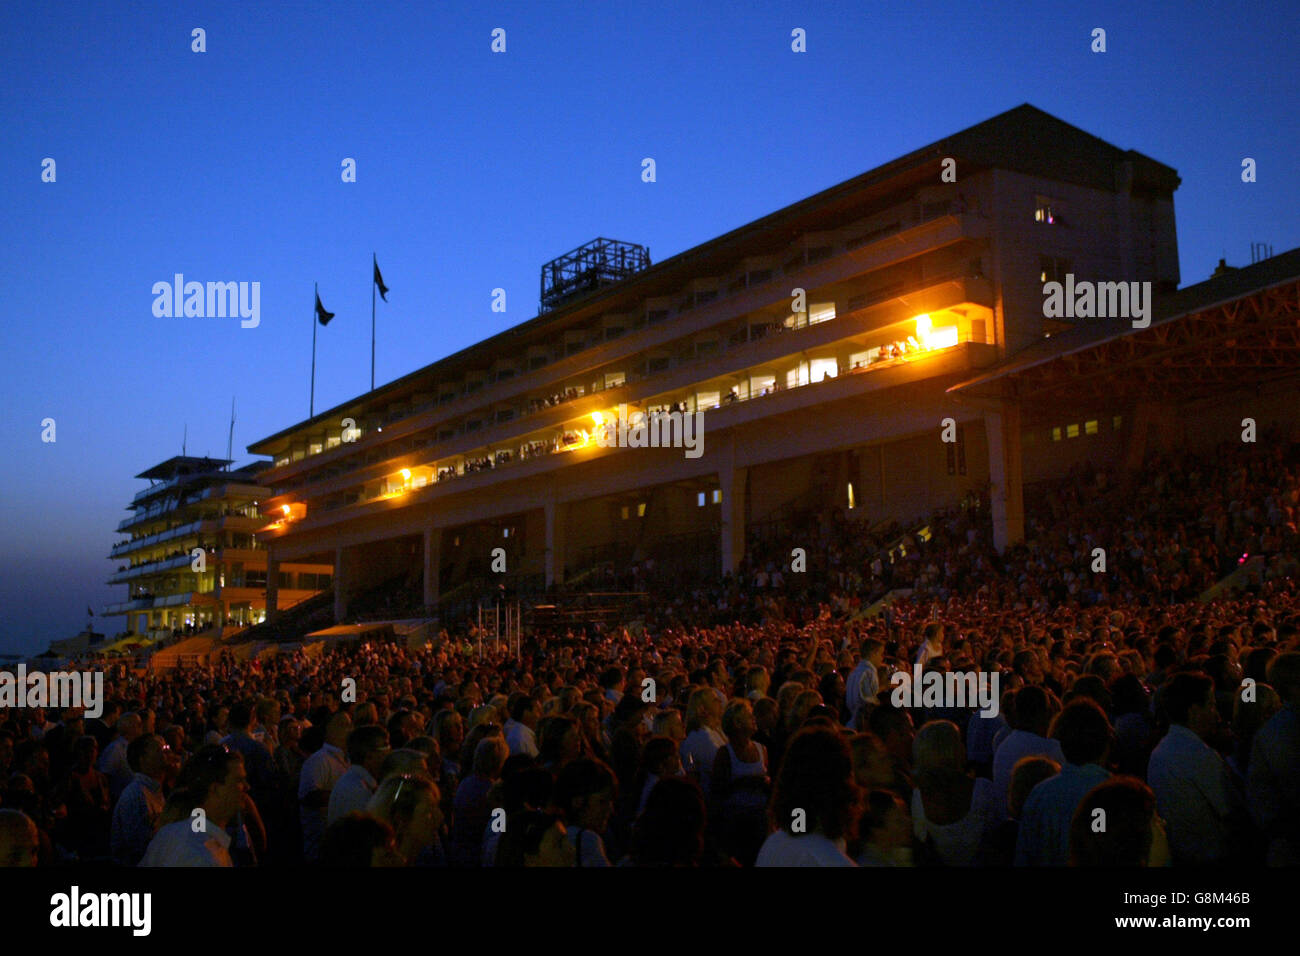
540;238;651;313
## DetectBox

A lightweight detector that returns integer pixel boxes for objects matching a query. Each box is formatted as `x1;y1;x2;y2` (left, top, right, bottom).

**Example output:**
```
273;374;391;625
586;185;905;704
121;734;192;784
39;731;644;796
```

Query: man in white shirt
845;639;884;726
504;695;540;758
1149;672;1243;865
141;746;246;867
298;710;352;863
327;725;390;825
110;734;170;866
915;622;944;668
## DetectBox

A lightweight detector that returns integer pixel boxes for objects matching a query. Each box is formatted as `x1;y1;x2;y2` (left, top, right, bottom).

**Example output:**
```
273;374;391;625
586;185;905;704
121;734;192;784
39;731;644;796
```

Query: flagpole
371;253;376;392
311;282;318;417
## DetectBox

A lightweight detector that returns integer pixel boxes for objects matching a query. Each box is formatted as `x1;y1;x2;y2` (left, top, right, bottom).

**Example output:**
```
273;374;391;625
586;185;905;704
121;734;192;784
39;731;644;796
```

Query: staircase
149;635;217;673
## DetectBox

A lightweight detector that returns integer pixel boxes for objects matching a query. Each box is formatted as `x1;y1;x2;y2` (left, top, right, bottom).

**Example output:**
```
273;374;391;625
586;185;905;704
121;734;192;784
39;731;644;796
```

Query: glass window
810;358;838;382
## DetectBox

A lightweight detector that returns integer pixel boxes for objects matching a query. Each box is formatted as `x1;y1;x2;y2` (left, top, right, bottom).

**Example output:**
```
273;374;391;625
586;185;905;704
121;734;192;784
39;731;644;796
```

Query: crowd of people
1;438;1298;867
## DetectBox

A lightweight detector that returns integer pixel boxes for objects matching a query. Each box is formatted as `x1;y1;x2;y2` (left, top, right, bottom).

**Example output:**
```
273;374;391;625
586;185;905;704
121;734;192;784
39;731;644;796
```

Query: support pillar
544;500;568;588
333;547;349;622
266;553;280;614
423;526;441;609
720;465;747;576
985;403;1025;553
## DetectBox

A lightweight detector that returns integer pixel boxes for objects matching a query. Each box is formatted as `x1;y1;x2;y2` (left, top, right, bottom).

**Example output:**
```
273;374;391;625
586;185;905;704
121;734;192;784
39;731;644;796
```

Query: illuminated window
698;492;706;507
1085;419;1099;435
1034;196;1062;225
1051;427;1062;442
1066;423;1080;439
711;489;722;504
621;506;629;520
810;358;838;382
697;390;720;410
850;349;874;369
636;502;646;517
809;303;836;324
326;435;341;449
847;483;856;510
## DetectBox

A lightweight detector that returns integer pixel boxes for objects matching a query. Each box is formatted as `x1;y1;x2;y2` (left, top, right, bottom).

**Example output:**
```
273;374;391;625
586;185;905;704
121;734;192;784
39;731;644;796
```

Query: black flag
315;292;335;326
87;605;94;617
373;256;389;302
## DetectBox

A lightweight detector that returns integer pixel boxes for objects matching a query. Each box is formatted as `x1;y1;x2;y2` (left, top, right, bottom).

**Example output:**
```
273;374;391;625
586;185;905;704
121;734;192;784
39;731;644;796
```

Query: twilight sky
1;0;1297;655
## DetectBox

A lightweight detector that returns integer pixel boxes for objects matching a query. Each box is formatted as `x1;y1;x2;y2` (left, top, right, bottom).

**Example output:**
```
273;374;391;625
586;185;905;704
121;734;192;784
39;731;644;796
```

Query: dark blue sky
2;1;1297;655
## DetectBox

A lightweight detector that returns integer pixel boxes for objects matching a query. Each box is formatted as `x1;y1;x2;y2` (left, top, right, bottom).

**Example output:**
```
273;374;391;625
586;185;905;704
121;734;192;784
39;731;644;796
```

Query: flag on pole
87;605;94;617
373;256;389;302
315;292;335;326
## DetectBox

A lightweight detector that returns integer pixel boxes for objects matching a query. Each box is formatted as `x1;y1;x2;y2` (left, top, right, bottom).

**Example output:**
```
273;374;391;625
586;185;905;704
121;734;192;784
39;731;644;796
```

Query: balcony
259;204;987;481
107;552;199;585
111;513;263;553
102;591;196;616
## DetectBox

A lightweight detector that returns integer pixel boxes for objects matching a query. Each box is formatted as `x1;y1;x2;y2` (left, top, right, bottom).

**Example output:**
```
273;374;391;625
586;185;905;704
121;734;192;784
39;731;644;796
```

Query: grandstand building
103;456;332;641
246;104;1299;624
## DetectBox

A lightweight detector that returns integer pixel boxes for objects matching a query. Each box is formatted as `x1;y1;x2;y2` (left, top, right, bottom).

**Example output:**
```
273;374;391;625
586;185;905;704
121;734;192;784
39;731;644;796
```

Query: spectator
327;725;391;825
756;727;860;866
141;747;246;867
1015;699;1113;866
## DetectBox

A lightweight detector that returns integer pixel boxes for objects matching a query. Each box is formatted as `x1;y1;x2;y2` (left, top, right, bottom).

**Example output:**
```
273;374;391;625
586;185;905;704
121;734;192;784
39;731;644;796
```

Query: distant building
103;456;331;642
46;628;106;659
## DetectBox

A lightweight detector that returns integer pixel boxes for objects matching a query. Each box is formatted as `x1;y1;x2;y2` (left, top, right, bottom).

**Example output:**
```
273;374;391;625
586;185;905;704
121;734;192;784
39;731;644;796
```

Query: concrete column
266;552;280;614
544;499;568;588
720;465;748;576
333;547;348;622
985;403;1025;552
423;526;441;610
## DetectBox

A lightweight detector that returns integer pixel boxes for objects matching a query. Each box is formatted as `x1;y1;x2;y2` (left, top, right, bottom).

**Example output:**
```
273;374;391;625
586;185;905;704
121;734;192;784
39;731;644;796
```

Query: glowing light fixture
933;327;959;348
400;468;411;481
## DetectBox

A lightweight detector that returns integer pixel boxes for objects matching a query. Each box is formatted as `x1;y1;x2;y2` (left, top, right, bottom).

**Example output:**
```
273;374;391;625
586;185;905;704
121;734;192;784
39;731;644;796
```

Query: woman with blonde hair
680;688;726;792
367;772;442;866
910;720;999;866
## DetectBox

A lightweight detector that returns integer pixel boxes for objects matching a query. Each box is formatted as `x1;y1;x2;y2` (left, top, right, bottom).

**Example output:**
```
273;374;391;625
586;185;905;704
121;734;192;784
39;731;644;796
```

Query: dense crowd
1;438;1298;867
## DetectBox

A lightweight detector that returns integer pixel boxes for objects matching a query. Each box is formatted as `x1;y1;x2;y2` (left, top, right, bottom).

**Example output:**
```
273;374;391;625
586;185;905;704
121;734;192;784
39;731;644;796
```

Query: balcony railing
270;208;980;472
295;335;977;522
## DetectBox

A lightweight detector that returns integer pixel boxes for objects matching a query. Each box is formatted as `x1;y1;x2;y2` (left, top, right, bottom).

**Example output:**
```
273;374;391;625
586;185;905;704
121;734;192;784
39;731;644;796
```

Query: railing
108;552;195;583
272;211;982;472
